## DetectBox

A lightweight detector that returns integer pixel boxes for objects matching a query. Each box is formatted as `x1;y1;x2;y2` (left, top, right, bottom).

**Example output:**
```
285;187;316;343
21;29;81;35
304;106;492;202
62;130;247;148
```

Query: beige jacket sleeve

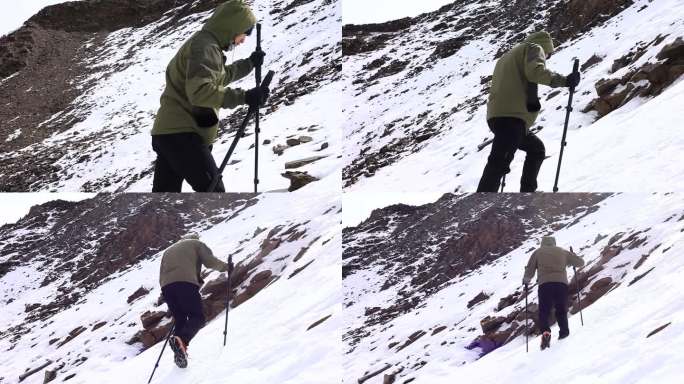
566;250;585;268
197;242;228;272
524;44;566;88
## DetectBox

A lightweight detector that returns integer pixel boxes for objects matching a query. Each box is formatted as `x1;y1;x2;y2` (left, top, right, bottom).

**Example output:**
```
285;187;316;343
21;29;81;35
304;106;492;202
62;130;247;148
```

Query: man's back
160;238;225;288
524;236;584;285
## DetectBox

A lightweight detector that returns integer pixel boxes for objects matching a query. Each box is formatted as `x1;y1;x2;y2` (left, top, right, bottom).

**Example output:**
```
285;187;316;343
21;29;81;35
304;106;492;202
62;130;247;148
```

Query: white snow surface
0;185;341;384
343;0;684;195
343;193;684;383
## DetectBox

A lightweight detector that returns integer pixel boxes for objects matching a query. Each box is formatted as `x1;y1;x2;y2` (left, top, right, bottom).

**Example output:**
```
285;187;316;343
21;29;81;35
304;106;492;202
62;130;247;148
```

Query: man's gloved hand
565;71;580;88
245;85;270;109
250;50;265;67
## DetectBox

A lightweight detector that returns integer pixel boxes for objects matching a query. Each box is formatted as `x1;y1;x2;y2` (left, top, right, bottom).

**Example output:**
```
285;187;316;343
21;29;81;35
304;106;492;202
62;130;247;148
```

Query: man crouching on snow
159;232;233;368
151;0;270;192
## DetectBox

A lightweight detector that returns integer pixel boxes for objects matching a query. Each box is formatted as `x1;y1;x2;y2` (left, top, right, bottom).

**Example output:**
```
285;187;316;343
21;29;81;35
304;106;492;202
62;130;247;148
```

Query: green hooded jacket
159;234;228;288
151;0;257;145
486;31;567;130
523;236;585;285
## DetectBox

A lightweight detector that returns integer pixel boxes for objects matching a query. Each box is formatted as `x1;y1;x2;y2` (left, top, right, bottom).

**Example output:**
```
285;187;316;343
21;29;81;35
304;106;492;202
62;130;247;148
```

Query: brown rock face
547;0;635;43
584;36;684;118
480;316;506;334
234;270;275;307
140;311;167;330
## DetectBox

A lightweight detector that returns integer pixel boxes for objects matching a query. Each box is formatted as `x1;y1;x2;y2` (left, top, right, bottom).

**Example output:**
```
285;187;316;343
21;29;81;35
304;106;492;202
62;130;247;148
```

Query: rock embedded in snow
126;286;150;304
44;369;57;383
57;326;87;348
281;171;320;191
140;310;166;330
273;144;289;156
466;291;490;309
285;155;328;169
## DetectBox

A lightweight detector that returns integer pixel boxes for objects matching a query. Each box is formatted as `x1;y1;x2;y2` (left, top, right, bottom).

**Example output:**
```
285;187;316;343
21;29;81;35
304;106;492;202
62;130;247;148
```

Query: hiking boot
540;331;551;350
169;336;188;368
559;331;569;340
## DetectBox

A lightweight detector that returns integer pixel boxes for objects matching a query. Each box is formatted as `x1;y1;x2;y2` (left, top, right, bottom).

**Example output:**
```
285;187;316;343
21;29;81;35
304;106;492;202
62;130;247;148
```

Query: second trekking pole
525;284;530;352
223;255;233;346
574;266;584;326
147;324;174;384
253;23;263;194
552;59;580;193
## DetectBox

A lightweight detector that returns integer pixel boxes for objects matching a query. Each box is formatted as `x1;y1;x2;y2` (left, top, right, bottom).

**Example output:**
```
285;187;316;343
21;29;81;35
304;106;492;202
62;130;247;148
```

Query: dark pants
538;282;569;337
476;117;546;192
162;282;206;346
152;132;225;192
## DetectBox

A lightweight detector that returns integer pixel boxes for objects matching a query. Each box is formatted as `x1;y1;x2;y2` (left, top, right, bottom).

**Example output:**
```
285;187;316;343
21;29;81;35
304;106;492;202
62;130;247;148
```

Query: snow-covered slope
0;0;340;193
0;186;341;383
342;193;684;383
342;0;684;193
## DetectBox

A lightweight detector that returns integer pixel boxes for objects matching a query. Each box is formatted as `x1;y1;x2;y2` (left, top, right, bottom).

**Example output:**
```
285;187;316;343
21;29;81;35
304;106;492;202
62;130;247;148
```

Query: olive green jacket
486;31;567;129
151;0;256;145
523;236;585;285
159;238;228;288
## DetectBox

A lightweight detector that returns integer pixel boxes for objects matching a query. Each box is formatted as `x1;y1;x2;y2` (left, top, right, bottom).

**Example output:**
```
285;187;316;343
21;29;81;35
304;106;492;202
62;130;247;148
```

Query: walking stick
223;255;233;346
209;70;275;192
524;284;529;353
500;174;506;193
553;59;579;192
147;324;174;384
254;23;263;193
573;266;584;326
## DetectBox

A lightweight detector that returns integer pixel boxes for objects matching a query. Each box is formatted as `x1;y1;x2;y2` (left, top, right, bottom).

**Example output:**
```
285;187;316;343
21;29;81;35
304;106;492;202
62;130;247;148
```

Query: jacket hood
202;0;256;50
525;31;555;55
541;236;556;246
182;232;200;240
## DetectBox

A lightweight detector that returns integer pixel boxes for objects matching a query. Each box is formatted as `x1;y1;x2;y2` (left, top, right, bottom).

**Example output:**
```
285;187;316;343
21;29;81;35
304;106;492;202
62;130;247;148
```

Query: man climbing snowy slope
159;232;234;368
477;31;580;192
523;236;584;350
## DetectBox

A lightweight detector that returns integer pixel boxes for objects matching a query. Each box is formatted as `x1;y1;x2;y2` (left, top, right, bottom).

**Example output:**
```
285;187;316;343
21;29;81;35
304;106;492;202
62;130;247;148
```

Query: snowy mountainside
342;193;684;383
0;0;341;192
342;0;684;193
0;188;341;383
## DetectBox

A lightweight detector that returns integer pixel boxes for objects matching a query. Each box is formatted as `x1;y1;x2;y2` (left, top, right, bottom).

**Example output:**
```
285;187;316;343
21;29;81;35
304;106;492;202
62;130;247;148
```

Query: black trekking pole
525;284;530;352
500;174;506;193
573;266;584;326
552;59;579;193
223;255;233;346
209;70;275;192
253;23;263;194
147;324;174;384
